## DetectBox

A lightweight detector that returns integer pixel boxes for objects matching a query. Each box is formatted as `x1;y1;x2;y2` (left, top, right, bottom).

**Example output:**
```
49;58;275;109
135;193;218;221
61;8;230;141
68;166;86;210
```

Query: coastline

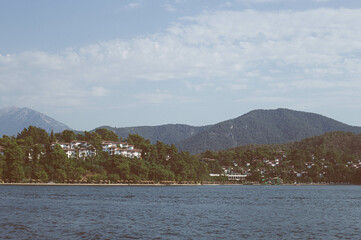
0;182;347;186
0;182;208;186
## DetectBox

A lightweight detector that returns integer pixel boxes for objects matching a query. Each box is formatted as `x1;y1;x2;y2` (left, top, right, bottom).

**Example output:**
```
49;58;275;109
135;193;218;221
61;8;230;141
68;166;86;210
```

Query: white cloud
218;2;233;8
135;92;172;104
185;81;215;91
123;2;143;10
134;89;195;105
1;8;361;111
236;0;290;3
230;83;248;91
164;4;177;12
91;87;109;97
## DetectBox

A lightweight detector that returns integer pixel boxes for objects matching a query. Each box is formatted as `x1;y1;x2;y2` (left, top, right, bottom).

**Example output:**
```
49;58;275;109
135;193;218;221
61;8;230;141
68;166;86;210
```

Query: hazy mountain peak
0;106;71;136
175;108;361;154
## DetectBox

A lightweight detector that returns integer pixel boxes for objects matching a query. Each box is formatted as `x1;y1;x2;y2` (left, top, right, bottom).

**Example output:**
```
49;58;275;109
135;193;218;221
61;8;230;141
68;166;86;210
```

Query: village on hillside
51;140;142;159
203;149;361;184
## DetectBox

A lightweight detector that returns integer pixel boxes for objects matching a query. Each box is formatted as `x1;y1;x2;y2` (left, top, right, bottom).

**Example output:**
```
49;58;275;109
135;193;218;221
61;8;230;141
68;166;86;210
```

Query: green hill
200;131;361;184
175;109;361;154
95;124;211;145
91;109;361;154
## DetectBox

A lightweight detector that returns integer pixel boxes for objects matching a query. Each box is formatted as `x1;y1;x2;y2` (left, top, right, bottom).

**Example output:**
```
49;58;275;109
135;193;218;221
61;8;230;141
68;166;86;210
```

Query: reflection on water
0;185;360;239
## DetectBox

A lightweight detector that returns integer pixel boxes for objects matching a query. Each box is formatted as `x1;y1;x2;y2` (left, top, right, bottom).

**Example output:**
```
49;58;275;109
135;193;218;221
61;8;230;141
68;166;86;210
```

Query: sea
0;185;360;239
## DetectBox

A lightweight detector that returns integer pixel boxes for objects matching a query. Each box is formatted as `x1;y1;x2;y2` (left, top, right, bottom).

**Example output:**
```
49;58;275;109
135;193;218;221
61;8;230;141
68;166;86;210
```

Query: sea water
0;185;360;239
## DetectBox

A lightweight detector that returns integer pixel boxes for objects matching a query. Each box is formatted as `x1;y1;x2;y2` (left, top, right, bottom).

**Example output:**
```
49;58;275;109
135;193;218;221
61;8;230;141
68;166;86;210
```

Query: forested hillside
3;107;361;156
176;108;361;153
200;132;361;184
1;126;360;184
0;126;208;183
96;124;210;145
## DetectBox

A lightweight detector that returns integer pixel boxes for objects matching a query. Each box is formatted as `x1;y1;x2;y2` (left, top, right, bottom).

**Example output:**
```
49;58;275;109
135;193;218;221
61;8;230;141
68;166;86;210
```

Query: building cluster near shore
203;149;361;182
101;141;142;158
51;140;142;159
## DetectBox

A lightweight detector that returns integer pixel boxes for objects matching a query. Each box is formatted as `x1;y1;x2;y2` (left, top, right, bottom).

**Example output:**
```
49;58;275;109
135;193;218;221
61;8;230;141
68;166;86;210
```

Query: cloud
218;2;233;8
91;87;109;97
185;81;215;91
1;8;361;111
123;2;143;10
164;4;177;12
236;0;290;3
135;92;172;104
230;83;248;91
134;89;195;105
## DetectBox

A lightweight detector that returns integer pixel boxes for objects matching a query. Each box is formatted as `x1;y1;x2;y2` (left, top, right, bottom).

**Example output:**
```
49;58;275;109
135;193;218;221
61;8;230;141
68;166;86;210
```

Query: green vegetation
0;126;209;183
1;126;361;185
176;108;361;154
200;132;361;184
100;124;210;145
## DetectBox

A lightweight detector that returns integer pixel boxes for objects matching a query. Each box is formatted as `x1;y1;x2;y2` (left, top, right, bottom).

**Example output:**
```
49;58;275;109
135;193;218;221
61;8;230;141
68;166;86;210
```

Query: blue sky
1;0;361;130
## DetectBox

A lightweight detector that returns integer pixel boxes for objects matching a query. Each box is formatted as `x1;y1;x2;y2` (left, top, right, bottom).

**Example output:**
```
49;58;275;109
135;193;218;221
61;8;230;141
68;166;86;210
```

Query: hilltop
0;106;71;136
175;108;361;153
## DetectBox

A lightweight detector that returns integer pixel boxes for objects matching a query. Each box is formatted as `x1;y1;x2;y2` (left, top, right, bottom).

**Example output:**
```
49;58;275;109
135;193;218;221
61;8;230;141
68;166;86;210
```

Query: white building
227;174;247;181
209;173;247;181
51;141;96;159
101;141;141;158
51;140;141;159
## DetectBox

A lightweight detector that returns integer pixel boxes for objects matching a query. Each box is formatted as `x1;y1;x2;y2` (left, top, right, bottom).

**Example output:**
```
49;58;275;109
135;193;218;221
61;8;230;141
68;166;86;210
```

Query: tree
308;164;322;182
117;161;130;180
50;130;56;143
48;145;70;181
10;161;25;182
35;170;49;182
55;169;67;182
0;153;6;179
352;168;361;184
130;158;149;180
95;128;119;142
149;165;175;181
67;167;86;180
0;126;213;183
61;130;76;143
127;134;150;147
156;141;168;164
80;131;102;150
248;171;262;182
17;126;49;145
108;173;120;182
3;138;26;181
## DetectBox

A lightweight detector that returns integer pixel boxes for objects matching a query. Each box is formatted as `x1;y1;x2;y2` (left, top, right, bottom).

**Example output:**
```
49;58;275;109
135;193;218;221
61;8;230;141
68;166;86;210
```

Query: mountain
96;124;211;145
175;108;361;154
93;108;361;154
0;106;71;136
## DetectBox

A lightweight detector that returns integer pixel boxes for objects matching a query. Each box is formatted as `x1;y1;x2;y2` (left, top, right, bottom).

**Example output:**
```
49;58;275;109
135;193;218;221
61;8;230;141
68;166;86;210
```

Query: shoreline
0;182;352;186
0;183;243;187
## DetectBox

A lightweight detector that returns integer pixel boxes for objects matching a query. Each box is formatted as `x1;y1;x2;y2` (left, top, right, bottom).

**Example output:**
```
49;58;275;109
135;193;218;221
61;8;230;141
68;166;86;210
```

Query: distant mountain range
97;108;361;154
175;108;361;153
0;106;71;136
2;107;361;154
97;124;211;145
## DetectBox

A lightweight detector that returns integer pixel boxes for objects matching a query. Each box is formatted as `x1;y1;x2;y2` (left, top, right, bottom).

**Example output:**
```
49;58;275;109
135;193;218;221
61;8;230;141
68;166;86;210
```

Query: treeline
0;126;209;183
200;132;361;184
2;127;361;184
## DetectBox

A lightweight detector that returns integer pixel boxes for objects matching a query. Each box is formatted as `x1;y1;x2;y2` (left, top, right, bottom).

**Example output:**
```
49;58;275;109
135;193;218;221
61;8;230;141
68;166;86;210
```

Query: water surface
1;185;360;239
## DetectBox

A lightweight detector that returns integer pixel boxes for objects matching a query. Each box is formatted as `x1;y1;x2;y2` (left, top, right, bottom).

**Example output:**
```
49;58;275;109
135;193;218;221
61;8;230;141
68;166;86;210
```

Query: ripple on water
0;185;360;239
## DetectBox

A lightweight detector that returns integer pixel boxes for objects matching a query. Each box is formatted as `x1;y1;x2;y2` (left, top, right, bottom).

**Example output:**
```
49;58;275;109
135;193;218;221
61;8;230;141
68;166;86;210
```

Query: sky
1;0;361;130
